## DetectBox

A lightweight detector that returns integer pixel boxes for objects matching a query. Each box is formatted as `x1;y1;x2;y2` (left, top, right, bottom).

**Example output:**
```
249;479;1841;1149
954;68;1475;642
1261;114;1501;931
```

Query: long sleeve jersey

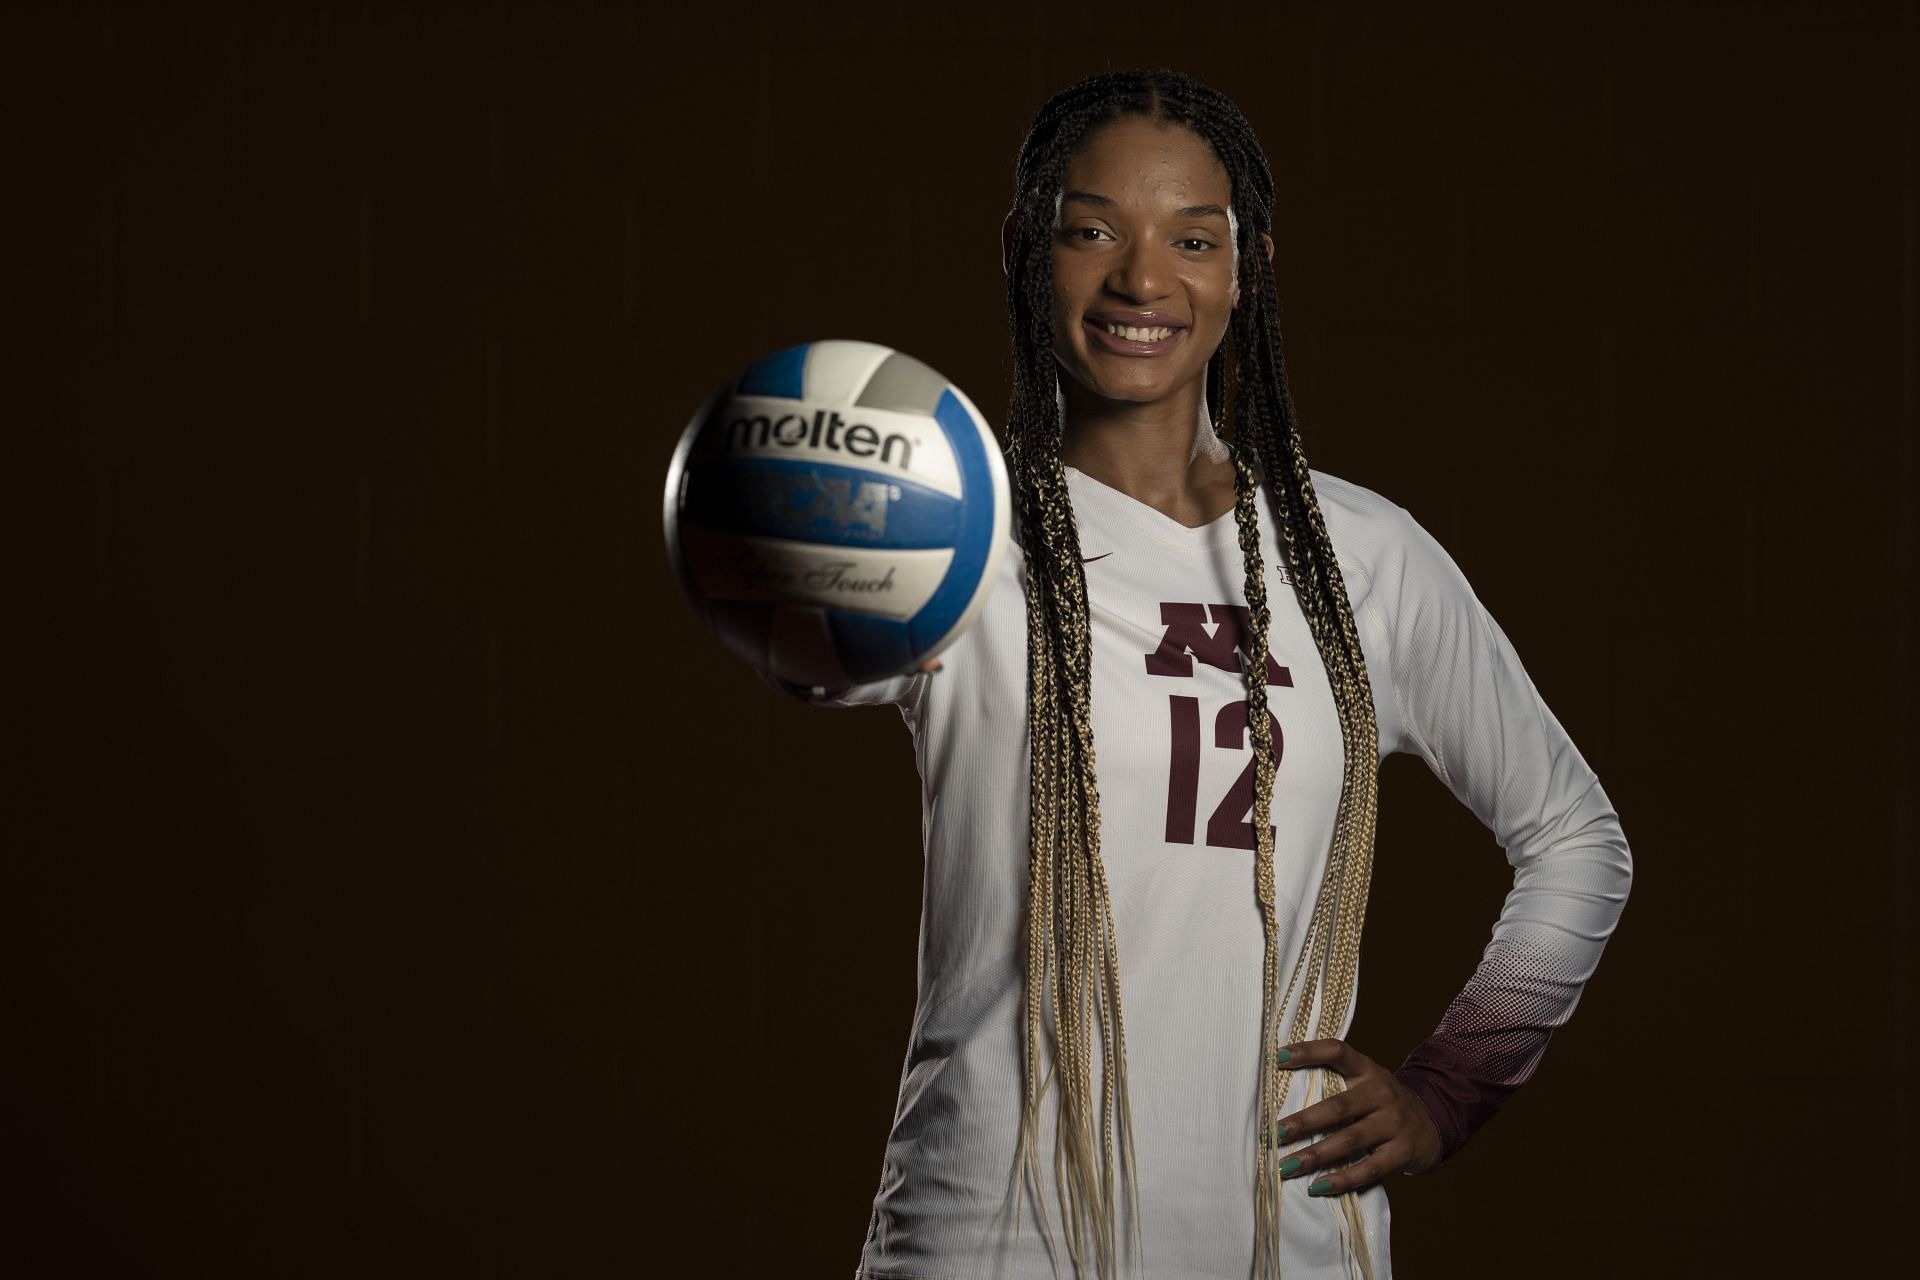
758;462;1633;1280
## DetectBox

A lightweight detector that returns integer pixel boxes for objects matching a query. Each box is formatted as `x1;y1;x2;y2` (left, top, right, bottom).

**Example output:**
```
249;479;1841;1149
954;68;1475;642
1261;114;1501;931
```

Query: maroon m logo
1144;602;1292;686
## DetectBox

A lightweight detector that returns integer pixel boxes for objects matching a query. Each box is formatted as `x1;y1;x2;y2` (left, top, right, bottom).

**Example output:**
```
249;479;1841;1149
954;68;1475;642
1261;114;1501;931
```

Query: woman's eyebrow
1060;190;1229;220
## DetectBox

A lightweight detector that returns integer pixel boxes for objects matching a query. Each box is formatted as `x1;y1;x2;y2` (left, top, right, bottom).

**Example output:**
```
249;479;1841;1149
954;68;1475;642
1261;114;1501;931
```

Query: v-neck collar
1064;463;1243;556
1048;382;1247;556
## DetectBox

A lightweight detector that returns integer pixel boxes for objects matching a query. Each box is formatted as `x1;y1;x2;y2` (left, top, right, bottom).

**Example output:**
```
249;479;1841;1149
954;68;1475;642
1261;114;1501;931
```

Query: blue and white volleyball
663;339;1010;689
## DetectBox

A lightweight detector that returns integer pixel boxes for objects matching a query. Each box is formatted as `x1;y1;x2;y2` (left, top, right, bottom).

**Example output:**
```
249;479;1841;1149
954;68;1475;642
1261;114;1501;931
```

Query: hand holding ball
663;340;1009;689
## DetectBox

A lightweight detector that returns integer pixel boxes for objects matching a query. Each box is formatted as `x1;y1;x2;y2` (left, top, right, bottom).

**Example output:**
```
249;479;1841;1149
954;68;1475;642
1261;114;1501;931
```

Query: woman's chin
1077;367;1197;407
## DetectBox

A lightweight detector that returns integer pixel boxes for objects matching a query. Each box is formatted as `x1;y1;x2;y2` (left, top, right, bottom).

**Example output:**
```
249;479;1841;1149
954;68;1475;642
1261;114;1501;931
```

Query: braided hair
999;68;1383;1279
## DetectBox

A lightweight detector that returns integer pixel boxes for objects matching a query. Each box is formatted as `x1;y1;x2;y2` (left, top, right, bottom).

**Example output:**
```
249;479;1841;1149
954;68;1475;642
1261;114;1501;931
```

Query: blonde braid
1236;305;1384;1279
1005;433;1142;1280
1227;443;1289;1265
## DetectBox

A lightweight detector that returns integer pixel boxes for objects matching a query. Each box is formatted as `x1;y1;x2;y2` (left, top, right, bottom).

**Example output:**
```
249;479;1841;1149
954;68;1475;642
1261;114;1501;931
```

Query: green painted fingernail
1278;1157;1302;1177
1308;1179;1334;1196
1275;1048;1291;1065
1274;1123;1289;1141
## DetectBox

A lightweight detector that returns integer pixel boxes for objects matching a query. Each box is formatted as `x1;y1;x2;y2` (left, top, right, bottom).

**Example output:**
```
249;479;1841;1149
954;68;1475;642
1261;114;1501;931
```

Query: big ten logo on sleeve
1144;602;1292;851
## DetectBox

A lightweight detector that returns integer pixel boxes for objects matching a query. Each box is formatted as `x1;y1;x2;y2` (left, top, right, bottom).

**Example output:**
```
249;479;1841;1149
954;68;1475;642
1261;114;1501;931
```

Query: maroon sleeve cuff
1392;1037;1529;1171
1392;1063;1469;1171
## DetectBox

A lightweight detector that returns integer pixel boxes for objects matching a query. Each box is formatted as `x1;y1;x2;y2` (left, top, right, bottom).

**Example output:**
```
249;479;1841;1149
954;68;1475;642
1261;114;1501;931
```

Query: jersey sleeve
752;662;925;709
1375;503;1634;1171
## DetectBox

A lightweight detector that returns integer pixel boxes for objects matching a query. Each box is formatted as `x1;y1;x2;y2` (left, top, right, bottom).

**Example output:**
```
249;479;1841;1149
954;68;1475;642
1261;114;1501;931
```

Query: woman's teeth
1101;322;1175;342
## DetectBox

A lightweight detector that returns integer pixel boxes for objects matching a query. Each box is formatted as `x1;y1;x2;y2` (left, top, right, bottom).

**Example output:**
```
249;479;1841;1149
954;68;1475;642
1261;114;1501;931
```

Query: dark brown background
3;1;1914;1275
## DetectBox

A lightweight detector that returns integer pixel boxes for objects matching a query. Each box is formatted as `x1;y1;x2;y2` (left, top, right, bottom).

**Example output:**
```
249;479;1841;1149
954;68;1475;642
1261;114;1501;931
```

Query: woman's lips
1084;317;1186;356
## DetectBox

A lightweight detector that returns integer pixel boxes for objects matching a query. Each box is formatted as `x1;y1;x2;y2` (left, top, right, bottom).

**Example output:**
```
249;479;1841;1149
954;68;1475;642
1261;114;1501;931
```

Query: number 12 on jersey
1165;697;1285;851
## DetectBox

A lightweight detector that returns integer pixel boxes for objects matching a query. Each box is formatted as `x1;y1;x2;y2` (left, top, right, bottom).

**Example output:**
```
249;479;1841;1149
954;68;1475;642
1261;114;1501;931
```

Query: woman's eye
1180;238;1218;252
1070;227;1111;242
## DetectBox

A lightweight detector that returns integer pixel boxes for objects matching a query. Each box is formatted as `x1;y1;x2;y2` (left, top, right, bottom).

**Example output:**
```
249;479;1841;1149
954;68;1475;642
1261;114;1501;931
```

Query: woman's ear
1001;211;1018;277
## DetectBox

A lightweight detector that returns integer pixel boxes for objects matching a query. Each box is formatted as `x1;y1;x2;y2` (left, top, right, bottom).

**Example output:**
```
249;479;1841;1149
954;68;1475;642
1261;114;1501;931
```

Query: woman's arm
1379;502;1634;1170
752;661;931;708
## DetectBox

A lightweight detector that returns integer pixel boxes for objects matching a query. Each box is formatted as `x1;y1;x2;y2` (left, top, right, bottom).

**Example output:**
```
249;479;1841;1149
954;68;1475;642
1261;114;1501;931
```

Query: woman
764;68;1632;1280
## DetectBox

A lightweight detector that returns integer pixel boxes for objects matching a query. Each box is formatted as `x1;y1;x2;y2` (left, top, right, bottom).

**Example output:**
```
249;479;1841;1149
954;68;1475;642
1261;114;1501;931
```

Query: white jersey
760;462;1633;1280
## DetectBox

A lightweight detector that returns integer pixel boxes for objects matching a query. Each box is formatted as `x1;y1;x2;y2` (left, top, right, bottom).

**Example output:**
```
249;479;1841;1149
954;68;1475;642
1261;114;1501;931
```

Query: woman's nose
1106;238;1173;302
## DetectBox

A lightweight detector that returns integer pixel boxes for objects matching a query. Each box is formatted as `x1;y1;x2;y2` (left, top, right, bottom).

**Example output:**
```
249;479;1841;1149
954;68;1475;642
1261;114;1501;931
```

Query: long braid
1217;101;1384;1276
1001;69;1381;1280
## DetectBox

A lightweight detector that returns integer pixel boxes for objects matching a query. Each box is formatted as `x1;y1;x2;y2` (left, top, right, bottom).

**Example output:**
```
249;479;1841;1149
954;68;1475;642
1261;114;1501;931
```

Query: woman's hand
1270;1038;1444;1193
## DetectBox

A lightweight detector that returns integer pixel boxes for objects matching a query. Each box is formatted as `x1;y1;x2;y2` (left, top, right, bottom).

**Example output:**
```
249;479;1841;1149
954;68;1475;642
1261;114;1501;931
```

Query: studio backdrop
3;2;1914;1277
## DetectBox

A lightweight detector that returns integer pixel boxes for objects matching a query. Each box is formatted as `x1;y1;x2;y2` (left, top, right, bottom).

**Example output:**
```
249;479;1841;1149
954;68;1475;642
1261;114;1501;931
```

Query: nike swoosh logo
1081;552;1112;563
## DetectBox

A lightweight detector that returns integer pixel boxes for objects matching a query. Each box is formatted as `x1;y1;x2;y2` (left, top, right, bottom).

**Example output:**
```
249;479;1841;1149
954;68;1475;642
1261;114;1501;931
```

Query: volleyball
663;339;1011;689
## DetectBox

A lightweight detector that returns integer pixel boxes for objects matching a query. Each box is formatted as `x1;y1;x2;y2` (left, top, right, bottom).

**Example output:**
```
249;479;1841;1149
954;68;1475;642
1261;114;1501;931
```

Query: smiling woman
756;67;1633;1280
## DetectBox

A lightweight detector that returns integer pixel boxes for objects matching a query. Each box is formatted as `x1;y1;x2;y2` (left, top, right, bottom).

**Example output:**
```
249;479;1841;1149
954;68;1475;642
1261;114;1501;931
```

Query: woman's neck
1056;375;1237;528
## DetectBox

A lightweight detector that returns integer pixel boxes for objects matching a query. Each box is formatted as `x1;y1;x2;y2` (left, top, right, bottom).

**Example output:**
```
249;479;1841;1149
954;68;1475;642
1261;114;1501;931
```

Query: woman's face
1046;115;1246;408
